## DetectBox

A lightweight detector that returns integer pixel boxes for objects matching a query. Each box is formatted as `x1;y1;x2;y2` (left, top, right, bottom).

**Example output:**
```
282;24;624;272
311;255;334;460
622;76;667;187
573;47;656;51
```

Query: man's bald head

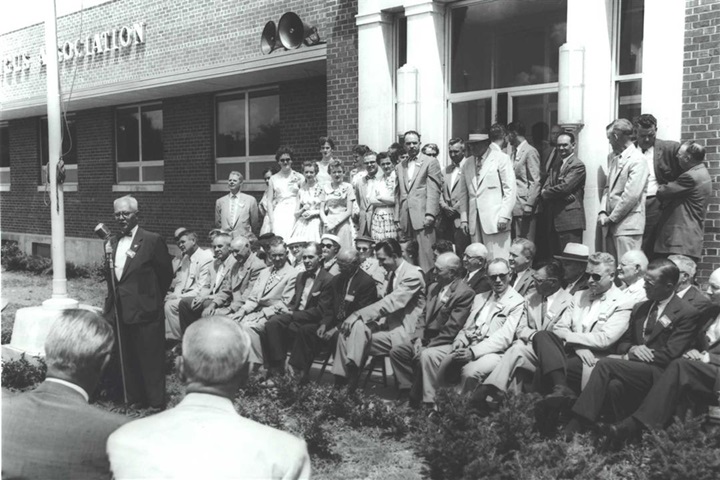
463;243;488;274
617;250;648;286
230;237;251;264
337;248;361;275
435;252;463;283
465;243;488;259
181;316;250;389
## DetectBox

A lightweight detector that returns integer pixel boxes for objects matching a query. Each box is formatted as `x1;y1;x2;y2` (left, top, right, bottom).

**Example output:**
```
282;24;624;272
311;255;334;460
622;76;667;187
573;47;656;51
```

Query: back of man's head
45;309;115;386
181;316;250;394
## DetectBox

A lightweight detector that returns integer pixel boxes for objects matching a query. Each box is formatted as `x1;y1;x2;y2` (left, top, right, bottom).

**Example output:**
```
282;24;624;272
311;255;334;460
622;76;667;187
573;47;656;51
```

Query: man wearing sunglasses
532;252;631;434
320;234;341;276
354;236;385;297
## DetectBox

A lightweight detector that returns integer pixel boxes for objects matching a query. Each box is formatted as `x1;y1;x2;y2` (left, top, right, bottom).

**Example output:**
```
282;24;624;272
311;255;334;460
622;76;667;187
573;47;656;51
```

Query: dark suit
511;268;536;297
466;270;493;295
640;138;681;257
572;296;699;422
104;227;173;407
538;153;586;259
681;285;713;319
654;163;712;260
439;162;470;256
290;268;378;373
263;268;334;367
390;279;475;393
2;381;129;479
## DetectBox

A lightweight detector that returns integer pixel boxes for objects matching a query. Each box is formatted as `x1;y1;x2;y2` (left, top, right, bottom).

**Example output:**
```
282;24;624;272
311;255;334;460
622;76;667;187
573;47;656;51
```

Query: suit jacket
554;285;631;353
394;153;443;231
511;268;536;297
466;270;493;294
440;162;465;228
621;278;647;307
107;392;310;480
540;153;586;232
354;260;426;346
697;307;720;366
415;278;475;347
517;288;573;342
601;144;649;236
325;268;379;328
201;255;236;298
289;268;334;324
457;143;516;236
616;296;699;368
642;138;682;186
455;287;525;358
361;256;386;297
512;140;542;217
680;284;713;318
214;253;267;312
240;263;297;318
354;173;383;237
104;227;173;324
215;191;260;238
170;248;214;297
2;381;128;480
654;163;712;258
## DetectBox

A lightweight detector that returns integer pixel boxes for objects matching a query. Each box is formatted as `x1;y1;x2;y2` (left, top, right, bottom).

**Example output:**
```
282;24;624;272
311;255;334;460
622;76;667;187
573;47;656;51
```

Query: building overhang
1;45;327;120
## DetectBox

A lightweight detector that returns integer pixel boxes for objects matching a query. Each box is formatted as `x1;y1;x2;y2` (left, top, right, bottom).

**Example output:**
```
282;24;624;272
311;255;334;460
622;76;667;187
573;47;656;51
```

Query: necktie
644;302;659;342
338;277;349;321
213;263;225;293
541;298;547;327
229;195;238;224
386;271;396;295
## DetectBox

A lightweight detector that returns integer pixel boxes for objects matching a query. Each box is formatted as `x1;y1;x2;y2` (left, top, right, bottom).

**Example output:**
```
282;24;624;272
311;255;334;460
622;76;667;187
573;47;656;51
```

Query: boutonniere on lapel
658;315;672;329
494;303;504;312
127;244;140;258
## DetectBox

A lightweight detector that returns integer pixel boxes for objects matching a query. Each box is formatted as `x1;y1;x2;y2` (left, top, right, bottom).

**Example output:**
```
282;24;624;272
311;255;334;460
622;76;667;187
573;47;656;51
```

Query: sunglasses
321;243;334;249
489;273;508;281
588;273;604;281
279;158;292;163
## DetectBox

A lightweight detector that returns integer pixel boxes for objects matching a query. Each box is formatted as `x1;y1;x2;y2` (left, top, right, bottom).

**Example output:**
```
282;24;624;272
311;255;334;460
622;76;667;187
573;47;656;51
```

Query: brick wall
683;0;720;282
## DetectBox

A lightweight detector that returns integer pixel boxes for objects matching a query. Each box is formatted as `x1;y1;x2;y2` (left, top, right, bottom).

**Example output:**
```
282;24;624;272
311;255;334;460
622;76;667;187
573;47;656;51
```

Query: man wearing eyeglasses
668;255;712;316
103;195;173;410
563;259;699;438
210;236;267;316
461;243;493;295
354;152;384;238
532;252;631;434
508;238;537;297
430;258;525;399
320;234;342;275
354;236;385;296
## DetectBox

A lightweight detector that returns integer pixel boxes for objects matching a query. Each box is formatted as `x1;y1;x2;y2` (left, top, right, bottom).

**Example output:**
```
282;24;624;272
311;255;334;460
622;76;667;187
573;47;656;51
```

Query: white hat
320;234;341;246
468;133;489;143
554;243;590;262
286;236;308;246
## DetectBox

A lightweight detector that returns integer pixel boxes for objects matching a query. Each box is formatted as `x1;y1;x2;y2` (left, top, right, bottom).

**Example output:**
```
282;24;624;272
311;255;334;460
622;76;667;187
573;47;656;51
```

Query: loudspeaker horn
278;12;321;50
261;21;285;54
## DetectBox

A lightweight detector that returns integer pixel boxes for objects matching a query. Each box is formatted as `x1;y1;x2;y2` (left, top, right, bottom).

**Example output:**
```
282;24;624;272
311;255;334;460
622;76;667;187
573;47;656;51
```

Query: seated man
601;267;720;441
208;236;267;317
474;261;573;409
107;316;310;480
669;254;712;315
617;250;648;306
291;249;378;382
509;238;537;297
389;252;475;405
232;238;297;366
262;242;334;383
462;242;492;294
320;233;342;275
165;229;213;342
287;237;307;271
355;235;386;296
178;232;236;333
2;309;128;479
433;258;525;396
333;239;425;392
532;252;630;416
562;259;699;436
425;240;455;287
554;243;590;294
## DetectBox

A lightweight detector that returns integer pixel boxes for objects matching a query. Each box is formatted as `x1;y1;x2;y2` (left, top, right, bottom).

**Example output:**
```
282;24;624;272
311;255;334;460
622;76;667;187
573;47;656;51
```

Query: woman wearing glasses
290;161;325;243
369;152;398;241
321;159;356;249
266;146;304;241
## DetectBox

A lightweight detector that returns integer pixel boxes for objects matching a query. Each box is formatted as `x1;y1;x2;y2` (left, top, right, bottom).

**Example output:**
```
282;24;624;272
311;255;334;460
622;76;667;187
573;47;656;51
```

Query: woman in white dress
266;146;304;241
315;136;336;189
259;167;277;236
290;161;325;242
370;152;398;241
321;159;355;250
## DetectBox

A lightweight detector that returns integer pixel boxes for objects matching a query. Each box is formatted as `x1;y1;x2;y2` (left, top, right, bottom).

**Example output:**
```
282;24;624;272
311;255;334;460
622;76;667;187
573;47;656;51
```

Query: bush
1;355;47;391
1;241;103;279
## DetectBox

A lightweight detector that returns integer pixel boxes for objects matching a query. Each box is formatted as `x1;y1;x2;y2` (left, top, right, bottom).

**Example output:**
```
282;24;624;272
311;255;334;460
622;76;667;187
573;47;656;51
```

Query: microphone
94;223;114;268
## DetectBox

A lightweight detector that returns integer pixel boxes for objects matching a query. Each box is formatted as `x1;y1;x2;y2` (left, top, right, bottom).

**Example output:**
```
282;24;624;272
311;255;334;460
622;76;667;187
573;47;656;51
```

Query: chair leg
316;350;332;381
381;357;388;387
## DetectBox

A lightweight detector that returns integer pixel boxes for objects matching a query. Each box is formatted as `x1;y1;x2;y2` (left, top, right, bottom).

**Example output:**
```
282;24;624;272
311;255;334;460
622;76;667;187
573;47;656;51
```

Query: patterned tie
644;302;659;342
229;194;238;224
338;277;349;321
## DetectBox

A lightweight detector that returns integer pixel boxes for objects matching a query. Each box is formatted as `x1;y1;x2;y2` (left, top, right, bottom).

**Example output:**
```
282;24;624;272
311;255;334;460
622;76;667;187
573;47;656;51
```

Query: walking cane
95;224;129;404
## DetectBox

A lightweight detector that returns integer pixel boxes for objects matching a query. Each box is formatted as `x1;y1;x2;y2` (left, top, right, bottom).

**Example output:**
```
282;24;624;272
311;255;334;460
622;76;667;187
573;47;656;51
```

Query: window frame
0;122;9;190
611;0;644;119
39;114;78;186
213;86;280;189
114;102;164;185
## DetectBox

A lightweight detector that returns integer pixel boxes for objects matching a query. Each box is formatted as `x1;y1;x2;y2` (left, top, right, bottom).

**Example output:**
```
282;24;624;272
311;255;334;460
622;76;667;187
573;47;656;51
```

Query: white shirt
45;378;89;402
298;272;316;310
544;287;563;314
114;225;139;280
580;296;604;332
642;146;658;196
450;164;461;188
407;158;421;181
676;285;692;298
642;295;675;335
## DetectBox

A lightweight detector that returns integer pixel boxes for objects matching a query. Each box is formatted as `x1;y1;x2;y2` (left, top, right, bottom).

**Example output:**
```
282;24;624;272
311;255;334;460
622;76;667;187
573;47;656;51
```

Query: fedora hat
554;243;589;262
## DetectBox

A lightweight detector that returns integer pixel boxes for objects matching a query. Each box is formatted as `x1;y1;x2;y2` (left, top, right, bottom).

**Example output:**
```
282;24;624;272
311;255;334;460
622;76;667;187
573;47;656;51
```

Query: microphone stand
105;241;129;405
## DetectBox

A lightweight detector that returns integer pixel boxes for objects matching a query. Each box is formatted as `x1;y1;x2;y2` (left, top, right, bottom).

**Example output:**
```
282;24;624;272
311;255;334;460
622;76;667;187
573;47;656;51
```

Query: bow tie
120;230;133;237
305;271;317;279
366;174;376;180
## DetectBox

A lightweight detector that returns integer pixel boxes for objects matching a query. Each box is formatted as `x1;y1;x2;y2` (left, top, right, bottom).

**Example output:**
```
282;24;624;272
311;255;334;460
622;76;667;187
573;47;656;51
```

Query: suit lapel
120;229;144;281
653;145;663;181
634;301;652;342
646;297;681;344
407;157;423;190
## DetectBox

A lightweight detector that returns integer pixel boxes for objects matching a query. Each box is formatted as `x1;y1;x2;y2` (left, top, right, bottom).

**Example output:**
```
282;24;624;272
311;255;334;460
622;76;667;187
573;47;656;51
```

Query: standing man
598;119;649;261
394;130;443;272
633;114;681;258
103;195;173;409
541;124;564;177
508;238;537;297
538;132;586;259
654;141;712;261
439;138;470;256
215;171;260;239
355;151;383;238
457;124;516;260
508;121;541;240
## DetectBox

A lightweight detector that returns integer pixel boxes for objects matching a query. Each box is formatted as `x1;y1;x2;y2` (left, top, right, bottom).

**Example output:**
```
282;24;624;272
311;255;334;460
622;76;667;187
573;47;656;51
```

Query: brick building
1;0;719;281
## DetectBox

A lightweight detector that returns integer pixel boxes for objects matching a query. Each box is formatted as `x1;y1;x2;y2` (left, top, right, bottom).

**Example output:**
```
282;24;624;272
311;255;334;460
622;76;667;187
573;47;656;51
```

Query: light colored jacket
601;144;648;236
516;288;573;342
215;192;260;239
512;140;542;216
171;248;214;297
395;153;443;231
239;263;297;318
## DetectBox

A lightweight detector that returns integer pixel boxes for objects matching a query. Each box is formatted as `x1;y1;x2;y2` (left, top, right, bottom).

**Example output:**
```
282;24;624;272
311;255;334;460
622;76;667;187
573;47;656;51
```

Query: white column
404;0;446;161
566;0;615;251
357;12;395;150
641;0;684;140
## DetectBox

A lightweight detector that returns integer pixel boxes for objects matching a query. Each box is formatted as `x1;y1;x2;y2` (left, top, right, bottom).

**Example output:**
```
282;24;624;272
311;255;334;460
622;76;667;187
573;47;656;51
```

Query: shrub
1;241;102;279
1;355;47;391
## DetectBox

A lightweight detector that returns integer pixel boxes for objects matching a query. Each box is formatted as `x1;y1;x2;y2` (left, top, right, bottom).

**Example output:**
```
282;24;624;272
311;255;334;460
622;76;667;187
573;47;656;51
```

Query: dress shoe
543;384;577;409
396;389;410;406
561;417;584;441
599;417;641;444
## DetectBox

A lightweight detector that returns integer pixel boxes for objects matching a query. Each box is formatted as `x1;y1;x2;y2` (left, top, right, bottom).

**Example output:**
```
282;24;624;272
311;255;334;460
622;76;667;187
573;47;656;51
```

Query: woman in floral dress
290;161;324;242
370;152;398;241
266;146;304;241
321;159;355;250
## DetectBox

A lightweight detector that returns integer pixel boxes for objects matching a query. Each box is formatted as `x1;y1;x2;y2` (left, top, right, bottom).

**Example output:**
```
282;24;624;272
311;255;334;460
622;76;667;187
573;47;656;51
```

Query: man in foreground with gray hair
3;309;128;479
107;316;311;479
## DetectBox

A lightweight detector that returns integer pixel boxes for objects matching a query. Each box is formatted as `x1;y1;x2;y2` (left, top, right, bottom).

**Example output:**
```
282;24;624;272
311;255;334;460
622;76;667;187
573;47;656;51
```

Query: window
0;125;9;186
215;89;279;182
613;0;644;120
40;116;77;185
116;104;164;183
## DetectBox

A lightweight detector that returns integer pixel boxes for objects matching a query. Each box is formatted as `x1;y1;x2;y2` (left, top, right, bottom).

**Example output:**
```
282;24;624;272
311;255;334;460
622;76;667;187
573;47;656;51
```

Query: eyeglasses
364;161;377;166
114;211;135;218
321;243;334;249
589;273;605;282
356;247;369;252
489;273;508;281
279;158;292;163
532;276;558;283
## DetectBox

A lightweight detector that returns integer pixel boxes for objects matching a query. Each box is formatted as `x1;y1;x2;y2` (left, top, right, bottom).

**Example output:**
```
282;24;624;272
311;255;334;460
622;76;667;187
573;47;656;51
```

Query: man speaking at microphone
103;195;173;410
